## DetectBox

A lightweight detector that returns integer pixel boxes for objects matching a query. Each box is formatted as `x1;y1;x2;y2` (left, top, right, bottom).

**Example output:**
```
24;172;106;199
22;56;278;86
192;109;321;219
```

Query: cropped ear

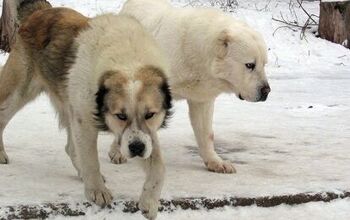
94;84;109;131
216;30;233;58
94;71;116;131
94;71;127;131
160;80;173;128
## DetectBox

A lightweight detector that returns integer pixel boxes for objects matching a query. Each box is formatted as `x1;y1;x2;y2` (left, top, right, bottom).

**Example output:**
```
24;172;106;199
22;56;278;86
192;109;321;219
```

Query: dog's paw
138;195;159;220
85;186;113;207
0;150;9;164
109;150;127;164
205;160;236;174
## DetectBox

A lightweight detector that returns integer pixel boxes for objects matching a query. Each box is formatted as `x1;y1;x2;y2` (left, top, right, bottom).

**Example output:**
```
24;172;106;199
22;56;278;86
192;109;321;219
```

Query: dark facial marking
94;85;109;131
160;81;173;128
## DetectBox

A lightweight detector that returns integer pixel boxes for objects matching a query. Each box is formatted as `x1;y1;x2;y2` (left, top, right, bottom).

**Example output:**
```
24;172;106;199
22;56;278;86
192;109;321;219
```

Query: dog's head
95;66;172;159
211;24;271;102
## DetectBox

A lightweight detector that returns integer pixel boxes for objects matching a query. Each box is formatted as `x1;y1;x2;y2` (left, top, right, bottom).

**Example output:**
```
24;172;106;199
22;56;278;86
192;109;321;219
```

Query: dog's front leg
108;137;127;164
139;134;165;220
70;118;113;207
188;99;236;173
0;127;8;164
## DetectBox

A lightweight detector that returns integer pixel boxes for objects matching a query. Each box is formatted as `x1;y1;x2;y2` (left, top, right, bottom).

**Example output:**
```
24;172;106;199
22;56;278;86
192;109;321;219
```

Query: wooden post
319;0;350;48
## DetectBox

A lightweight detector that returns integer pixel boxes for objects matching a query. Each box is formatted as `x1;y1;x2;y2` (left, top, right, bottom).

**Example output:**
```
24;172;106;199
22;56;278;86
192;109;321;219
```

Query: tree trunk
319;0;350;48
0;0;29;52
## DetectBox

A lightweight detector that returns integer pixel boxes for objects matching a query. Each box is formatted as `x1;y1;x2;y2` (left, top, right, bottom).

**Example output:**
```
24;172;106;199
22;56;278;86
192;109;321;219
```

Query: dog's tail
0;0;52;53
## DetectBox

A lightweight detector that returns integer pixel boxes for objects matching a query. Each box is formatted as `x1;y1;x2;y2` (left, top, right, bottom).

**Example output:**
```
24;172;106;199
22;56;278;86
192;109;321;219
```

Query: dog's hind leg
138;134;165;220
188;99;236;174
108;137;127;164
0;55;42;164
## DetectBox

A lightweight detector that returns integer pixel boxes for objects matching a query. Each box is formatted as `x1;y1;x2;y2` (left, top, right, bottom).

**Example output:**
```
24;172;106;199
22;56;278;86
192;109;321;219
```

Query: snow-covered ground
1;0;350;219
51;198;350;220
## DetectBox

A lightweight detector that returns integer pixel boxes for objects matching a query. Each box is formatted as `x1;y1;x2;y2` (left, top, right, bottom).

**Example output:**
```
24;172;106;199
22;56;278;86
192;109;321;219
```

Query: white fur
68;14;167;218
0;10;167;218
120;0;270;173
120;127;153;159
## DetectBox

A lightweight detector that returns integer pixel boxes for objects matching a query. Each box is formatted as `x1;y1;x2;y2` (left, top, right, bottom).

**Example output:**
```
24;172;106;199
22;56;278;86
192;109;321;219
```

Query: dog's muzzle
258;85;271;102
129;140;145;157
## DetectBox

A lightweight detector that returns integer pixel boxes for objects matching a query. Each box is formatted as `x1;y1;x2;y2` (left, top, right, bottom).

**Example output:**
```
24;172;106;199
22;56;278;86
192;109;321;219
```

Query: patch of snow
0;0;349;219
321;0;349;2
50;199;350;220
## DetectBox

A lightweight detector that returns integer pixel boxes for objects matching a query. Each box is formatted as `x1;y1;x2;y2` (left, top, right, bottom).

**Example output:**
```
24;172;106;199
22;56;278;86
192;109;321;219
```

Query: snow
1;0;350;219
50;198;350;220
321;0;349;3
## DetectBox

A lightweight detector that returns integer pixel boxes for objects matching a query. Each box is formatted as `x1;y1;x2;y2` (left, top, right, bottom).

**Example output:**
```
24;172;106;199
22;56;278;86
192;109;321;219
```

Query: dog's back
121;0;171;33
70;14;168;83
18;8;89;93
17;0;52;21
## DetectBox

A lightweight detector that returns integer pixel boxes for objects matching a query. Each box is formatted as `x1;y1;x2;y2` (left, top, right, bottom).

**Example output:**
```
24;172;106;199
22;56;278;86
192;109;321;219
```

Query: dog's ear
94;71;117;131
94;84;109;131
216;30;233;58
160;80;173;128
94;70;127;130
160;80;172;111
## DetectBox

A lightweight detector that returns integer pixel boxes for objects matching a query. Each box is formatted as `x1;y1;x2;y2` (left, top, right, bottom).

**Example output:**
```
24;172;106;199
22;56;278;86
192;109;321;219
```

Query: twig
296;0;317;24
272;25;297;36
272;17;313;28
272;0;319;40
255;0;272;12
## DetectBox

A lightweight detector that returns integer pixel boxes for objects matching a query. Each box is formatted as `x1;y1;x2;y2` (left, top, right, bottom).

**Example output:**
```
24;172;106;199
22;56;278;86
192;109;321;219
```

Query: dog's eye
145;112;156;120
115;113;128;121
245;63;256;70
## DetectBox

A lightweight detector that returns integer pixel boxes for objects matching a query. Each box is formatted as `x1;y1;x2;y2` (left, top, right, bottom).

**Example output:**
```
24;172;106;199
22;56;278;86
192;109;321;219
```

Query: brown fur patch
135;65;172;128
19;8;89;50
100;71;128;93
18;0;52;23
135;66;166;110
18;8;89;96
135;66;166;87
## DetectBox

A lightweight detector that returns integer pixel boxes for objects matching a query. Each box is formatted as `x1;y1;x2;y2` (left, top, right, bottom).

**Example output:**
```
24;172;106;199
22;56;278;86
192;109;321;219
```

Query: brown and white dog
0;1;172;218
120;0;271;174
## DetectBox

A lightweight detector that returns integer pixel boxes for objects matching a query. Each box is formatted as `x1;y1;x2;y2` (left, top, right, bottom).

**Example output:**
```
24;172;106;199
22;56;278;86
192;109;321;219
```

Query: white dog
119;0;271;173
0;1;172;219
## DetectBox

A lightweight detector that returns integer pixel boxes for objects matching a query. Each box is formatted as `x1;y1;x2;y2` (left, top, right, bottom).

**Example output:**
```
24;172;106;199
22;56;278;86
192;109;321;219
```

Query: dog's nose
129;141;145;157
259;85;271;101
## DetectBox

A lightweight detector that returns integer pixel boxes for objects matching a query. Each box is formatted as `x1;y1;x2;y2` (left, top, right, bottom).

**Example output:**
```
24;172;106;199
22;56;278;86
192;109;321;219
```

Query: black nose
129;141;145;157
259;85;271;101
